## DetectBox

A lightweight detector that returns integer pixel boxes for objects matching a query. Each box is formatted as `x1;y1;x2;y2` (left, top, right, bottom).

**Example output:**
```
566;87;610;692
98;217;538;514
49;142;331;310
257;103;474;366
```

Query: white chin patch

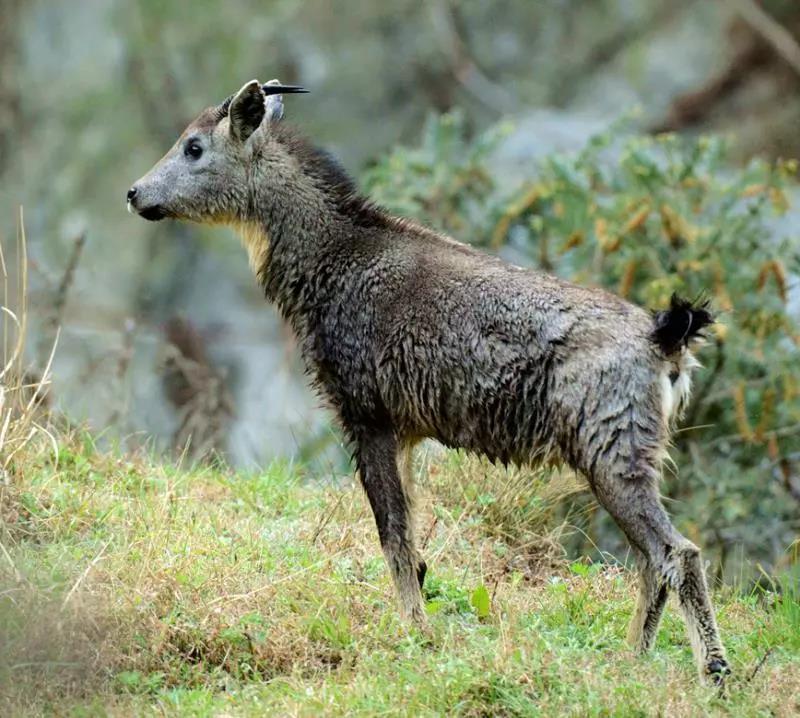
127;201;135;215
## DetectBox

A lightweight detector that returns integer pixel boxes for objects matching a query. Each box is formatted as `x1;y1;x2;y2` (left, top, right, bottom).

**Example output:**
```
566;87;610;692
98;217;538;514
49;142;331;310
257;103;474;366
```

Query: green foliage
364;115;800;578
363;111;511;238
470;583;491;619
422;575;472;616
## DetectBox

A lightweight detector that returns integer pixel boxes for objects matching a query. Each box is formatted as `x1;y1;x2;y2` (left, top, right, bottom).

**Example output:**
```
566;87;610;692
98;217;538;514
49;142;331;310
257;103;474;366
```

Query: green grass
1;438;798;717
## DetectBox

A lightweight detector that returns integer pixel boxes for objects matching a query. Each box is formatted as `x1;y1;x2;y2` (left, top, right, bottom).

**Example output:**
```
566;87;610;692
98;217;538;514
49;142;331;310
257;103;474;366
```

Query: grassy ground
1;437;798;717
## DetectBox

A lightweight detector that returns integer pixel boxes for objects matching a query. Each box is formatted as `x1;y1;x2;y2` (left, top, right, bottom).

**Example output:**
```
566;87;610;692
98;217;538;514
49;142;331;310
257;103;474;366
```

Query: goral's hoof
706;657;731;687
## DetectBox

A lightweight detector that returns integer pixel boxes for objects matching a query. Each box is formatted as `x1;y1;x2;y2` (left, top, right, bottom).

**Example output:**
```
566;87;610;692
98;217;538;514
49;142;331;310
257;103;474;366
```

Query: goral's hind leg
592;471;728;683
627;548;668;653
354;429;426;624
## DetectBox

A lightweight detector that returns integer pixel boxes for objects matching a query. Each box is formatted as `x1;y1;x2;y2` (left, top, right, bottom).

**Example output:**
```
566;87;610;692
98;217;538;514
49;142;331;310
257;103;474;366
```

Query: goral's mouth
137;205;168;222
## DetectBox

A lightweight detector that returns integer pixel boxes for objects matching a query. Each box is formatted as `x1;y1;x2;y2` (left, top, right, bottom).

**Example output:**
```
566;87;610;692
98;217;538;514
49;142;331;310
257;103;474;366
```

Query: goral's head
126;79;307;224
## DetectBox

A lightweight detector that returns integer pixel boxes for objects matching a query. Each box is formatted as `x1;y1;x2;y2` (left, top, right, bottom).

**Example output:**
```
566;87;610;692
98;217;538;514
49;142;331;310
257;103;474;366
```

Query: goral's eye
184;141;203;159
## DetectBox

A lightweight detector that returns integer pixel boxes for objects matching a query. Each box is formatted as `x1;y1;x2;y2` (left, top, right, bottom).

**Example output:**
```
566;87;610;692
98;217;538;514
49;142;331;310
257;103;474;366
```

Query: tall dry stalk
0;208;58;483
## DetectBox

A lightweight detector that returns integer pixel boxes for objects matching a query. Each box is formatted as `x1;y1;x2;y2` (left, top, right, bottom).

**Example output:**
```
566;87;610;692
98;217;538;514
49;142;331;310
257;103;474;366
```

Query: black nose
126;186;138;203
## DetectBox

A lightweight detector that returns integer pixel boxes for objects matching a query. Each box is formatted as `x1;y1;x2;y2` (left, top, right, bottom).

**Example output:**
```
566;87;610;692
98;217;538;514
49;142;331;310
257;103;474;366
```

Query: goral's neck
235;181;351;330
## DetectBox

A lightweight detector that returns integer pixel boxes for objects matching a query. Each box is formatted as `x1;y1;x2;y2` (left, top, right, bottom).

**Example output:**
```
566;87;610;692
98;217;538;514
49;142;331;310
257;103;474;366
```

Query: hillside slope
1;441;798;716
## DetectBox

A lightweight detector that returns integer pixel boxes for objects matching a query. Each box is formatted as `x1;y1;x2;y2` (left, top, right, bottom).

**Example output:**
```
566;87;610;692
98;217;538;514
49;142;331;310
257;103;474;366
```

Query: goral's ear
229;80;265;142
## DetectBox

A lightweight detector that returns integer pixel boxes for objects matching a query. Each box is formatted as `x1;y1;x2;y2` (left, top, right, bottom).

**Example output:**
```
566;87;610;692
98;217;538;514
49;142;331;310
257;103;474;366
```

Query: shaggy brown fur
128;79;729;682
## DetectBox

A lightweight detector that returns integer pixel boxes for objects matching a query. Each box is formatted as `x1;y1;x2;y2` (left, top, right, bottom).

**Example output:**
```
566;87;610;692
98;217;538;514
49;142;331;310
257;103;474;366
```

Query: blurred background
1;0;798;579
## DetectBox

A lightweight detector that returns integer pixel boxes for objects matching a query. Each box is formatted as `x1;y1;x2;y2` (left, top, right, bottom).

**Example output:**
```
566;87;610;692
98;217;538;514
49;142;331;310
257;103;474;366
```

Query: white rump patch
661;350;700;425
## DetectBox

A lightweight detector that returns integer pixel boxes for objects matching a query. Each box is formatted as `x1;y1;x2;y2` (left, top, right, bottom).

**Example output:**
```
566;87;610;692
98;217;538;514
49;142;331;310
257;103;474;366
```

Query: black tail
651;294;714;355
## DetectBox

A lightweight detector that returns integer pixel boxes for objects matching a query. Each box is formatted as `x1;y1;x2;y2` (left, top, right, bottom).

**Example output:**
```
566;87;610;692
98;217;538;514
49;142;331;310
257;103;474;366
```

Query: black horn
261;83;308;95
